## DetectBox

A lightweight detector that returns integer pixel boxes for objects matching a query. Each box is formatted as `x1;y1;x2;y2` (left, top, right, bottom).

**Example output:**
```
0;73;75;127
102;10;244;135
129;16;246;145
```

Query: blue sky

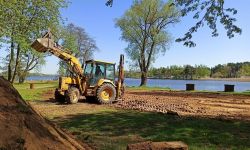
15;0;250;74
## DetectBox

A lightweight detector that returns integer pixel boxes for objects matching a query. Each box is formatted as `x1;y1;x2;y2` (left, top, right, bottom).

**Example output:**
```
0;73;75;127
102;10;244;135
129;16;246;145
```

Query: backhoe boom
31;31;83;77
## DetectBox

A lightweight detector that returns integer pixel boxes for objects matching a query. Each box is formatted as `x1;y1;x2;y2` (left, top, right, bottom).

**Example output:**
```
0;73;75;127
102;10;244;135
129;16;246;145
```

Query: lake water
26;76;250;92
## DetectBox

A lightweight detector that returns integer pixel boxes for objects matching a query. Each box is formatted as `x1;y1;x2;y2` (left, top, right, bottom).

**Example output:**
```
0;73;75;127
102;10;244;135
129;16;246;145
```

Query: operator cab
84;60;115;86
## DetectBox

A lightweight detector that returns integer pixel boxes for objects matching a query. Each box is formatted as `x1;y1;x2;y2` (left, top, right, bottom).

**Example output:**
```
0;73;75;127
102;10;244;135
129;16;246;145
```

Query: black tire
96;83;116;104
66;87;80;104
54;89;65;102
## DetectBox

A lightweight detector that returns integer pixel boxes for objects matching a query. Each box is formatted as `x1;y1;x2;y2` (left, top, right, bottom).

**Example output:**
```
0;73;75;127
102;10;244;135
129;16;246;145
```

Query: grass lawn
56;109;250;150
14;81;58;100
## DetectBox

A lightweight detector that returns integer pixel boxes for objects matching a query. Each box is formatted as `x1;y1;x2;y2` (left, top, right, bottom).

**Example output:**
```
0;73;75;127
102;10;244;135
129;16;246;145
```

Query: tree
210;62;250;78
169;65;184;79
227;62;241;78
58;23;98;76
175;0;241;47
106;0;113;7
195;65;211;78
107;0;241;47
0;0;67;83
183;65;195;79
239;64;250;77
211;64;230;78
116;0;180;86
17;51;46;83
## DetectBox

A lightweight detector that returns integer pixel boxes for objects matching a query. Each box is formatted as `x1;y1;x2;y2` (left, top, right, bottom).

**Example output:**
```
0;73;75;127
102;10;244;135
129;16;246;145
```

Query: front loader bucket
31;38;53;53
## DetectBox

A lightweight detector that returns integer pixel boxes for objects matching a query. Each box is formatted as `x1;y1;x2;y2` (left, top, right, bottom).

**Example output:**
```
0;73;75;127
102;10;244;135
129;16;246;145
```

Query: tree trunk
7;40;14;81
18;70;26;84
18;75;25;84
11;44;20;84
140;72;147;86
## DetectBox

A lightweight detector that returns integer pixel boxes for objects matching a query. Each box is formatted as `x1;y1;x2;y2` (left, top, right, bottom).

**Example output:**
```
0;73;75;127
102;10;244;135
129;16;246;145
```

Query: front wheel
96;83;116;104
66;87;80;104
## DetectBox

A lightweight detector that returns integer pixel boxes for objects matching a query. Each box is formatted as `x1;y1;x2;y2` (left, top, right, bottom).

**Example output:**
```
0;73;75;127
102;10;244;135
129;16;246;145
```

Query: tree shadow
36;97;100;105
54;110;250;149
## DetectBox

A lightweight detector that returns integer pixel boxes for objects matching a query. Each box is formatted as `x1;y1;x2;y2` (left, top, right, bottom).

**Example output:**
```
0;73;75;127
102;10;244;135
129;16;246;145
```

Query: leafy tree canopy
107;0;242;47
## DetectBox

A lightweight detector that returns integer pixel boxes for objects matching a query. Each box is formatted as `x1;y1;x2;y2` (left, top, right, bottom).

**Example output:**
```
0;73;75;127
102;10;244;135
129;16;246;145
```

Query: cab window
94;63;105;77
106;64;115;80
84;63;93;75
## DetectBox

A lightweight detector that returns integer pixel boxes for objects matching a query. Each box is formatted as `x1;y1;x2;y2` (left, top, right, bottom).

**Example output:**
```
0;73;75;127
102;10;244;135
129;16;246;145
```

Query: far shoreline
25;75;250;82
199;77;250;82
126;77;250;82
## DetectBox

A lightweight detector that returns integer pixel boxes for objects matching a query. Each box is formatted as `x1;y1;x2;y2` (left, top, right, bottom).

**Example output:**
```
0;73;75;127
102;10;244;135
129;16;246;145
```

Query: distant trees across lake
125;62;250;80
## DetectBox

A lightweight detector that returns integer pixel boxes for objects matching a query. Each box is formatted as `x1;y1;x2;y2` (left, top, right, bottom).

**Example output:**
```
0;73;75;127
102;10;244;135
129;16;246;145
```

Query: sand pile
0;76;89;150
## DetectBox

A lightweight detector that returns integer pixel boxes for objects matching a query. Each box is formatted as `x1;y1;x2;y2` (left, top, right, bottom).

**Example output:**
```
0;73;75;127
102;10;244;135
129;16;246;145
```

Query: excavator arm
31;31;83;77
31;31;85;94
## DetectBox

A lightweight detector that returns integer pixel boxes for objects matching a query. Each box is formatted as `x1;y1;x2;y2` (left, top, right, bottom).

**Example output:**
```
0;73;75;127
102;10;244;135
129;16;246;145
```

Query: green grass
14;81;58;100
56;109;250;150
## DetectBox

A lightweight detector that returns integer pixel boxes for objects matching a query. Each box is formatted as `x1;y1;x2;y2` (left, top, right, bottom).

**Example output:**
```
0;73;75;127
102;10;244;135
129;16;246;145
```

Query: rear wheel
54;89;65;102
96;83;116;104
66;87;80;104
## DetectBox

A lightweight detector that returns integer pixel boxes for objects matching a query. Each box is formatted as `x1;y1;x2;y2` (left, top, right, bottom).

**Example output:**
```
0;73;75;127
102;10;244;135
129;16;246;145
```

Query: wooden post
224;84;234;92
186;84;195;91
127;141;188;150
30;83;34;89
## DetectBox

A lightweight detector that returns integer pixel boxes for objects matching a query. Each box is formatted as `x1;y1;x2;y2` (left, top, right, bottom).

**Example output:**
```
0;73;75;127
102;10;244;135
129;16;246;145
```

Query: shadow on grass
54;110;250;150
36;97;99;106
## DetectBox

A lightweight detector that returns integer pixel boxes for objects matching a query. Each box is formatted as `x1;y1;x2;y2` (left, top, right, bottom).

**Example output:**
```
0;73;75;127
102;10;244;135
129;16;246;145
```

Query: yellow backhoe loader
31;31;124;104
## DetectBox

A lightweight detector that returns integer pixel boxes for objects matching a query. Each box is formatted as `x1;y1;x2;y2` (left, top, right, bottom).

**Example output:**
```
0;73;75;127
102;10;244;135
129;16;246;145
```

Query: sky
3;0;250;74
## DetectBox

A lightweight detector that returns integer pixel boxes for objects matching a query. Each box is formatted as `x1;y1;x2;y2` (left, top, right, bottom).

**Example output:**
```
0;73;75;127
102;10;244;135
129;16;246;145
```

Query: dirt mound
0;77;89;150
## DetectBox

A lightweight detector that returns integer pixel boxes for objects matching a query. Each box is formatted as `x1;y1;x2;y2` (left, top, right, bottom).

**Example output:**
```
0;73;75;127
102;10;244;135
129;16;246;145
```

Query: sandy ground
116;90;250;121
30;90;250;121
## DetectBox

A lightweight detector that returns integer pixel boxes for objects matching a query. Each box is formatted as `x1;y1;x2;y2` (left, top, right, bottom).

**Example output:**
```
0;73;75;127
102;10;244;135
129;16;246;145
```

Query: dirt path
116;90;250;120
30;90;250;121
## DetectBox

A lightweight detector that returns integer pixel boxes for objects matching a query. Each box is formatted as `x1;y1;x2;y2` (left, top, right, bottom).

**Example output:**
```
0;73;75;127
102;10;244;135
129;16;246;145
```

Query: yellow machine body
31;31;124;104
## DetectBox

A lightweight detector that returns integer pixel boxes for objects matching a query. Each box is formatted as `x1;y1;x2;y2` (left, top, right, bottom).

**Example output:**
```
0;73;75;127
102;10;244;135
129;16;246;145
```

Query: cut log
224;84;234;92
127;141;188;150
186;84;195;91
